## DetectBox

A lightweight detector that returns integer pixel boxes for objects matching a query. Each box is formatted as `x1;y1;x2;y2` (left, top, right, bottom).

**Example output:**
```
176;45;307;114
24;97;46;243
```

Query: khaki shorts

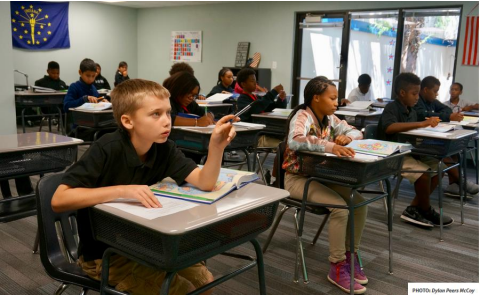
78;255;212;295
257;135;282;148
401;155;445;184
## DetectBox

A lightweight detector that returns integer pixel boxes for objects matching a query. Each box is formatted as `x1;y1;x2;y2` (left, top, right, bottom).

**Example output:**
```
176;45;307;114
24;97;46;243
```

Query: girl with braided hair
282;76;368;294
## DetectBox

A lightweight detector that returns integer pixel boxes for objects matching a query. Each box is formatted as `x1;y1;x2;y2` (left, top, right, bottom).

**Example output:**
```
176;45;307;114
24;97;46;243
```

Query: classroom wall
137;1;478;104
12;1;138;87
0;2;16;135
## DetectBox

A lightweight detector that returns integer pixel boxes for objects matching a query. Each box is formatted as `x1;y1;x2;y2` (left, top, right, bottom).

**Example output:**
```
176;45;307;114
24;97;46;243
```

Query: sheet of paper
233;122;266;129
334;110;359;116
102;197;199;220
202;93;232;102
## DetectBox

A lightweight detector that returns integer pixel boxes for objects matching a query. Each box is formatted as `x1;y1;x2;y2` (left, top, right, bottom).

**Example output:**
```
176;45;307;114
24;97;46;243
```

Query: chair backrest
276;141;287;189
364;124;378;139
36;173;99;290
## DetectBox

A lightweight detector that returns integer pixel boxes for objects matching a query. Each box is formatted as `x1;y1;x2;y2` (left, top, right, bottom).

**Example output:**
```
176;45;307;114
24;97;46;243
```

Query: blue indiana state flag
11;1;70;49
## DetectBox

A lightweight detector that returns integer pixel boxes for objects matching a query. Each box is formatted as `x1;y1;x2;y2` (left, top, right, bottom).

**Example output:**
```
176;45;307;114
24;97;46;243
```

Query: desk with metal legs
15;91;66;134
397;129;476;241
91;183;289;295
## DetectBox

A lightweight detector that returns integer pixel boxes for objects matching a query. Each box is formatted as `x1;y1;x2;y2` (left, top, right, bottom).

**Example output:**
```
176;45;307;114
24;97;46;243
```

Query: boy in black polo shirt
34;61;68;90
377;73;453;228
52;79;239;294
413;76;478;197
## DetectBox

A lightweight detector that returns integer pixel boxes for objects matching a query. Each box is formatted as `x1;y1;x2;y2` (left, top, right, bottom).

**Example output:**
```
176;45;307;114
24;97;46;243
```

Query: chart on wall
170;31;202;62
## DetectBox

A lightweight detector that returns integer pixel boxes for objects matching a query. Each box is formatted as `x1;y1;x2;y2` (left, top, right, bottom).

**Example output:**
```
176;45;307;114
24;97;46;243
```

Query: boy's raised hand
120;185;162;209
210;115;239;150
334;135;352;146
273;84;284;93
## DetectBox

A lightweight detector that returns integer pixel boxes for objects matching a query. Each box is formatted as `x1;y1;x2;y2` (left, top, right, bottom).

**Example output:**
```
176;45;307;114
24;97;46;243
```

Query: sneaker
400;206;434;228
346;252;368;285
444;183;461;197
421;206;454;227
327;260;366;294
466;181;479;195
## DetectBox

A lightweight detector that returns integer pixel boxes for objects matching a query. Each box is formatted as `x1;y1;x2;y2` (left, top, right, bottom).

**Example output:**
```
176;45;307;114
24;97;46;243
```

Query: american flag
462;16;479;66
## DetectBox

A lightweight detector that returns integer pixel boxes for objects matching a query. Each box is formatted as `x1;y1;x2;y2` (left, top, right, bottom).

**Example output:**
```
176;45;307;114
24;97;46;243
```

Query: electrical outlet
272;61;277;69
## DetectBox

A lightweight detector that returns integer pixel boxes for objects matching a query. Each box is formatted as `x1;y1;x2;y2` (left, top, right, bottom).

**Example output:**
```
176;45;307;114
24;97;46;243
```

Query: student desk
0;132;82;250
170;125;263;171
68;108;117;142
251;112;289;135
398;129;476;240
294;150;407;294
334;108;383;129
90;183;289;294
15;91;66;134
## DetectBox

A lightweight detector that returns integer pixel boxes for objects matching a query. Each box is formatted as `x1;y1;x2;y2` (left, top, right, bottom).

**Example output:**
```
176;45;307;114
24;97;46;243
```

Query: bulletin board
170;31;202;62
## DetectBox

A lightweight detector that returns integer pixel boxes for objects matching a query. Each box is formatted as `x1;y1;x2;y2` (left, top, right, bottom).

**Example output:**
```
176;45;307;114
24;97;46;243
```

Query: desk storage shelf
170;129;258;152
0;146;77;179
398;134;473;156
296;152;404;185
71;110;116;128
251;116;287;133
91;202;278;271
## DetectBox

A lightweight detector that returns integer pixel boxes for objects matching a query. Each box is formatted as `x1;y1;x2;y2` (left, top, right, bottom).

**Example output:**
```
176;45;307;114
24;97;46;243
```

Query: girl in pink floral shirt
282;76;368;294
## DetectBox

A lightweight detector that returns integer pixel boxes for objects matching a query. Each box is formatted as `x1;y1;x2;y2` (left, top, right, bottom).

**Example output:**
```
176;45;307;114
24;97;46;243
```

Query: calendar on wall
170;31;202;62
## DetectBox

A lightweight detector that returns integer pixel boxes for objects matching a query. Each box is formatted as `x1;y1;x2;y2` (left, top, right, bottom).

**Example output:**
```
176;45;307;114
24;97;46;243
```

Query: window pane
401;10;460;101
299;27;342;103
346;13;398;100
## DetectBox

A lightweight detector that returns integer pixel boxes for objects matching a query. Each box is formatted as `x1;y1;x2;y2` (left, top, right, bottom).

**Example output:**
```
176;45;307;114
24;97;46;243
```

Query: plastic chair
36;173;100;295
262;141;330;284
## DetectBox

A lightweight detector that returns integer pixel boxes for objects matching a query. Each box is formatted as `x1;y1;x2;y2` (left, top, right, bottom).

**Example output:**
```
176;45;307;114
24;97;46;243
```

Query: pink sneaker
346;252;369;285
327;260;366;294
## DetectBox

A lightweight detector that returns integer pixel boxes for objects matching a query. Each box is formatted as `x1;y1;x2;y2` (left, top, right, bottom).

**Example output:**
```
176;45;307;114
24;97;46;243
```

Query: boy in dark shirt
413;76;478;196
93;63;111;90
34;61;68;90
413;76;464;122
52;79;239;294
236;67;287;147
377;73;453;228
114;61;130;87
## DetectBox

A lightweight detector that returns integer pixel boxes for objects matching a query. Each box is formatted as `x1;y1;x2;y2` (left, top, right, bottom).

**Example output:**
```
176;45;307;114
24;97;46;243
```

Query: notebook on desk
32;86;60;93
150;167;259;204
346;139;412;157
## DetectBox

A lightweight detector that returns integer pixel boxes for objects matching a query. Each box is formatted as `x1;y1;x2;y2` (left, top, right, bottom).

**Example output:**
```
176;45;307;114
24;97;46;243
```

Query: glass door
400;8;461;101
293;13;348;105
346;11;399;100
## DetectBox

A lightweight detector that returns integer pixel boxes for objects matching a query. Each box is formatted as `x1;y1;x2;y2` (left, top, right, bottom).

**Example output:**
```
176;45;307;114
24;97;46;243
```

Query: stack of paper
340;101;372;112
32;86;57;93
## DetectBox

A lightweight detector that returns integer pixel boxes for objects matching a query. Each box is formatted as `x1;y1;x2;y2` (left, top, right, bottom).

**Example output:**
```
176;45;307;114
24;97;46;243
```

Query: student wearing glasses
163;71;214;127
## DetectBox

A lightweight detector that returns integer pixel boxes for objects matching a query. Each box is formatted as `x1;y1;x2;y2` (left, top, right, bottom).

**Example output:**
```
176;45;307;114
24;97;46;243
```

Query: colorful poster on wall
170;31;202;62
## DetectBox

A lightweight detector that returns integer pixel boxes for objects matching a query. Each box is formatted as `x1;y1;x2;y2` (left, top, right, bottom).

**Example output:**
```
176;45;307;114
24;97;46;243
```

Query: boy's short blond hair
110;79;170;129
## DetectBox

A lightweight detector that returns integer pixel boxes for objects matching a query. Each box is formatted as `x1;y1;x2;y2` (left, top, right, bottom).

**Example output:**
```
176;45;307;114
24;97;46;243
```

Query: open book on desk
346;139;412;157
150;168;259;204
450;116;479;125
76;102;112;111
